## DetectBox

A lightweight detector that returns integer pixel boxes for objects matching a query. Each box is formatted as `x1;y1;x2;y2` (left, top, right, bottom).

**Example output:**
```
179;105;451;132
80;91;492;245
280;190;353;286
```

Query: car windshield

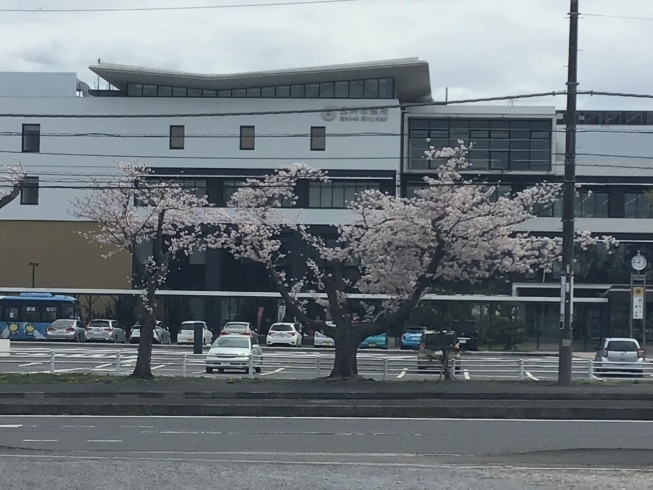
214;337;250;349
406;327;425;334
88;321;110;328
52;320;74;326
270;324;293;331
223;323;249;332
181;323;203;331
607;340;638;351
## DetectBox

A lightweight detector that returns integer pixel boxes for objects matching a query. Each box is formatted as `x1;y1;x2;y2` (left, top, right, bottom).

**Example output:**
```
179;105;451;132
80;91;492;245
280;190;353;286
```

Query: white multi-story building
1;59;652;342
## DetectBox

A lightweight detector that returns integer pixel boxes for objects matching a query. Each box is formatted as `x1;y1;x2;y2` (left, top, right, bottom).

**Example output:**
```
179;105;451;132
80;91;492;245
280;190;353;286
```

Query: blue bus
0;293;82;340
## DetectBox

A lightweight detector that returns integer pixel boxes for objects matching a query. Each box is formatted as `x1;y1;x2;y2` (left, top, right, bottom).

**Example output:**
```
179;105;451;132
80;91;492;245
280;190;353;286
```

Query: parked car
400;326;426;350
205;334;263;374
313;322;335;348
266;322;301;347
176;321;213;345
46;319;87;342
85;319;127;343
359;332;388;349
417;329;461;372
129;321;171;344
220;321;254;336
594;337;645;375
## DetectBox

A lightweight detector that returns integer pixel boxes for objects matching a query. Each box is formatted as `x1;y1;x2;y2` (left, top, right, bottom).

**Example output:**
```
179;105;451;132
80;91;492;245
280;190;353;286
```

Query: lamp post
29;262;38;288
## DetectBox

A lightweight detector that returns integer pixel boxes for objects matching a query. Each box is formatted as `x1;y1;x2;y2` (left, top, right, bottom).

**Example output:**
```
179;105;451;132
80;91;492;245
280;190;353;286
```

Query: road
1;417;653;489
0;342;585;382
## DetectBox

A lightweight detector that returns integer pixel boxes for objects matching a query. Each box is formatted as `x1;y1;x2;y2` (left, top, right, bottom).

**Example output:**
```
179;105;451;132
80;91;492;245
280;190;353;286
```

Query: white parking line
53;368;86;373
87;440;122;443
463;370;471;380
0;425;22;428
121;425;153;429
260;368;285;376
23;439;57;442
93;364;112;370
526;371;539;381
151;365;166;370
18;362;42;367
396;369;407;379
63;425;95;428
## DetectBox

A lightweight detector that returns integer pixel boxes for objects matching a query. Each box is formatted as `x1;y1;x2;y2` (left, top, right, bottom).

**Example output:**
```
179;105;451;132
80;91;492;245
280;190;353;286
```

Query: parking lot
0;341;625;381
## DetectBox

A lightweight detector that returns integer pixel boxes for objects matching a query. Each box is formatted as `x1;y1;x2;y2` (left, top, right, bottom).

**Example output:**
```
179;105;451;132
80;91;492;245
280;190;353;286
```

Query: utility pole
29;262;38;288
559;0;579;385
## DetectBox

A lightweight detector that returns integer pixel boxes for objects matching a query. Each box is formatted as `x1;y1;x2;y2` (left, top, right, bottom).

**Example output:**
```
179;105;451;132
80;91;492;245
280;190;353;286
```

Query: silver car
46;319;87;342
595;337;645;375
129;321;171;344
205;335;263;374
85;319;127;343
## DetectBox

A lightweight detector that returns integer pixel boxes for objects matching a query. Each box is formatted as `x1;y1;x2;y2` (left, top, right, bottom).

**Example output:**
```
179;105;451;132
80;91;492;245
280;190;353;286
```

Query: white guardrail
1;349;653;381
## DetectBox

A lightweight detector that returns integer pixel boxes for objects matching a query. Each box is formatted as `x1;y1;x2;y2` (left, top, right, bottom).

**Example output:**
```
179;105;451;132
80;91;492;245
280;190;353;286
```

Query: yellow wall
0;221;131;289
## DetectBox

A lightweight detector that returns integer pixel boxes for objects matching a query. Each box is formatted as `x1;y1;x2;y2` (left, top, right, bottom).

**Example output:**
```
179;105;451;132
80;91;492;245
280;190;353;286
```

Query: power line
584;12;653;22
0;0;357;13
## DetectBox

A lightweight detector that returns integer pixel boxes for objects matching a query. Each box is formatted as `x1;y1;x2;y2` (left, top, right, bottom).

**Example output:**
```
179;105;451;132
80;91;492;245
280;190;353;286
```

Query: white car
177;321;213;345
85;319;127;343
313;322;335;348
129;321;171;344
46;319;87;342
220;321;254;336
266;322;302;347
205;335;263;374
595;337;645;375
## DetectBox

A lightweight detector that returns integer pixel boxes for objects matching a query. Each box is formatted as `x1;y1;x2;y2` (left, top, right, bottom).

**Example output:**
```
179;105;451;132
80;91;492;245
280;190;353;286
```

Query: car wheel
206;367;213;373
255;367;262;373
218;368;224;374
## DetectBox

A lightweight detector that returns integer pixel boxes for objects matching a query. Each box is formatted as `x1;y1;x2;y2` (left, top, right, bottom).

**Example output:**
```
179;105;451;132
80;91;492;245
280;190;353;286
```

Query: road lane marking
260;368;285;376
121;425;153;429
526;371;539;381
23;439;57;442
396;369;407;379
93;364;112;370
0;424;22;428
464;370;470;380
63;425;95;428
87;439;122;443
18;362;42;367
53;368;86;373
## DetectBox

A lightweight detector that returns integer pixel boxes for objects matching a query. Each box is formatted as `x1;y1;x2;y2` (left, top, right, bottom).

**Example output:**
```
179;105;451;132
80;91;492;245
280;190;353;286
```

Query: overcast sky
1;0;652;109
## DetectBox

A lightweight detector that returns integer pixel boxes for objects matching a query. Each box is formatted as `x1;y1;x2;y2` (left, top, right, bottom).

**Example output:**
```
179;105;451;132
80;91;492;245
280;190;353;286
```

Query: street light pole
559;0;580;386
29;262;38;288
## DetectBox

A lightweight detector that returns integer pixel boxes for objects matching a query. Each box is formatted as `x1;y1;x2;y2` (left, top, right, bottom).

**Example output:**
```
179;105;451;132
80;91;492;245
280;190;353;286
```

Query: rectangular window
334;81;349;98
187;88;202;97
261;87;276;98
625;192;653;219
290;84;304;98
172;87;187;97
127;83;142;96
378;78;394;98
22;124;41;153
246;87;261;98
349;80;364;98
575;191;609;218
20;176;39;205
240;126;255;150
305;84;320;98
310;126;326;151
142;84;157;97
320;82;334;98
222;180;245;206
276;85;290;98
308;181;380;208
232;88;246;98
158;86;173;97
169;125;185;150
363;79;379;98
180;179;207;199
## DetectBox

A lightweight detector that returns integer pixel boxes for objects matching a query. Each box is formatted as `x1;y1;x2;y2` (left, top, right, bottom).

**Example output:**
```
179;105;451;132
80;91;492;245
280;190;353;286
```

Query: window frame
169;125;185;150
20;176;39;205
22;124;41;153
240;126;256;151
310;126;326;151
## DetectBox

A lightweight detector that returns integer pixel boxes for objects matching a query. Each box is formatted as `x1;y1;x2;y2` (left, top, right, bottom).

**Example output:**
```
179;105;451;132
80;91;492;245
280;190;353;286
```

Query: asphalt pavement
1;416;653;489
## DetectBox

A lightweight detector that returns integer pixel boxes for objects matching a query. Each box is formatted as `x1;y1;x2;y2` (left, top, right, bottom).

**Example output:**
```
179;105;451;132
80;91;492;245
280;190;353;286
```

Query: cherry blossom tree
72;162;217;378
214;147;614;379
0;164;27;210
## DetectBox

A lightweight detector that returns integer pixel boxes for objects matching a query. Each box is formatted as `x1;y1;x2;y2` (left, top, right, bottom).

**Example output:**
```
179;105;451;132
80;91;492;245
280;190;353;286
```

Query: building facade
0;60;652;341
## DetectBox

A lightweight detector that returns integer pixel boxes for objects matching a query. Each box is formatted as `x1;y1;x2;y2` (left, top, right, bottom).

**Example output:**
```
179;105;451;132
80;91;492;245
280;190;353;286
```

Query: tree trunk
329;336;360;379
131;299;156;379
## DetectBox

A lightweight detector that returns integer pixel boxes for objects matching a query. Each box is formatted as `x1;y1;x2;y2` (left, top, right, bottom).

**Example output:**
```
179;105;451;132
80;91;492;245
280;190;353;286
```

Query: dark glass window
240;126;255;150
310;126;326;151
408;118;552;171
308;181;380;208
246;87;261;98
172;87;187;97
334;81;349;98
319;82;334;98
217;90;232;98
349;80;364;98
222;180;245;206
169;125;185;150
261;87;276;98
232;88;246;98
625;192;653;219
20;176;39;205
364;79;379;98
575;191;609;218
290;85;304;98
202;89;216;97
305;84;320;98
378;78;394;98
179;179;207;199
127;83;142;96
187;88;202;97
22;124;40;153
142;84;157;97
158;86;173;97
276;85;290;98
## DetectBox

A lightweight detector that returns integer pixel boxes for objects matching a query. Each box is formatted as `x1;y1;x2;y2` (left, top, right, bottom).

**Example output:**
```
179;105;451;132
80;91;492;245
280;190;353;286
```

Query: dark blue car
400;326;427;350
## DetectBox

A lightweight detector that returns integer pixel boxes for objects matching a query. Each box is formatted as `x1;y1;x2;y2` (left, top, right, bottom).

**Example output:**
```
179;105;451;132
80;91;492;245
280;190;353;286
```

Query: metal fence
2;349;653;381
